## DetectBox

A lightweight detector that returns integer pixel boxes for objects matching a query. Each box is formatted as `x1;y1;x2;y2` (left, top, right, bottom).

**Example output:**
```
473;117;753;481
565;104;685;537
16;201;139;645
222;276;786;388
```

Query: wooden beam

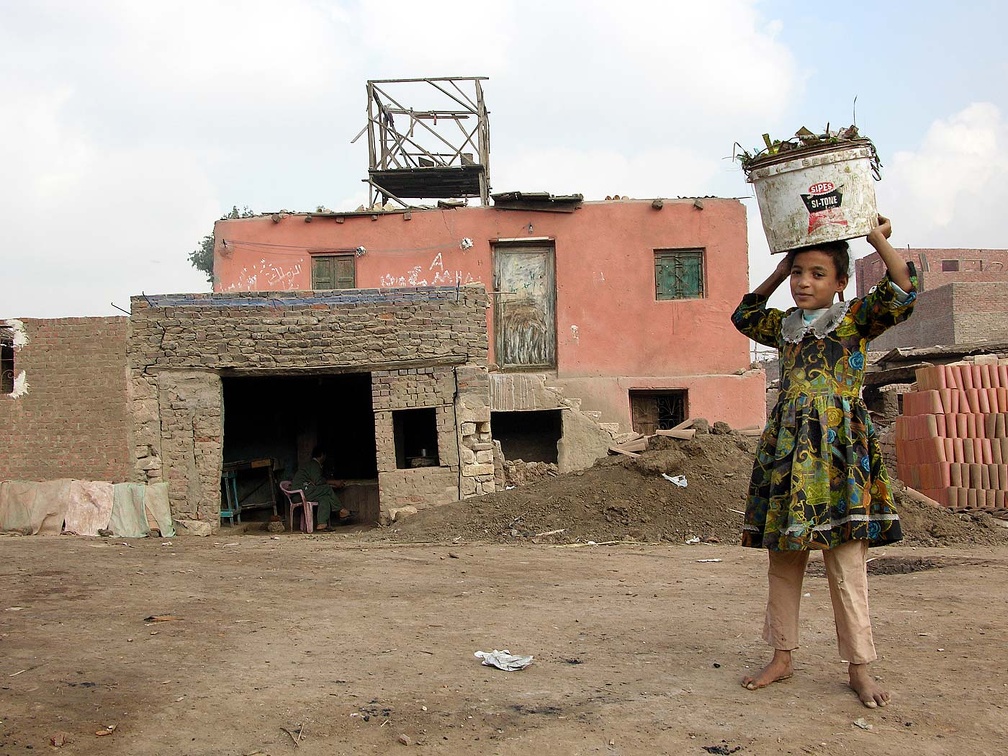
609;446;641;458
655;428;696;440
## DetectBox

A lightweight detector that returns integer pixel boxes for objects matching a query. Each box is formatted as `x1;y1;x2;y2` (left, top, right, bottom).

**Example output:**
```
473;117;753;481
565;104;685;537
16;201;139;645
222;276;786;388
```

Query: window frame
310;251;357;290
629;389;688;436
1;329;13;395
654;248;705;300
391;407;440;470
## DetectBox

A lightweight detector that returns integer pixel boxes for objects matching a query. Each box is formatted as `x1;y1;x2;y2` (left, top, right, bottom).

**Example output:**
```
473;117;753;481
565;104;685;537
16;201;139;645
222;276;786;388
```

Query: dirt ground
3;432;1008;755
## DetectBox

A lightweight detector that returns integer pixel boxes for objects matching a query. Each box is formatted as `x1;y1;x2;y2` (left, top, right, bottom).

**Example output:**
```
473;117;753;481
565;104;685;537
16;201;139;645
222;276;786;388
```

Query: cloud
566;0;797;118
879;102;1008;247
494;145;723;200
1;0;803;317
0;86;218;317
354;1;517;76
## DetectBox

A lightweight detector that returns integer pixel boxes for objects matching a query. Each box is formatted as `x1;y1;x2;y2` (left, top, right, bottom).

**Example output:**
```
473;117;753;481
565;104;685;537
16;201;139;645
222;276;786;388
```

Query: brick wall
856;248;1008;298
127;287;490;526
372;365;495;513
0;317;132;482
869;282;1008;351
869;285;956;351
951;282;1008;344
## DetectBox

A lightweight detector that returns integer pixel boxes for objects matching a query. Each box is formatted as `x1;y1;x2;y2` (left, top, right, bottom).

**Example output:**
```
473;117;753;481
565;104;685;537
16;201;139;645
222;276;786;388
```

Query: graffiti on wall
223;260;304;292
379;252;482;288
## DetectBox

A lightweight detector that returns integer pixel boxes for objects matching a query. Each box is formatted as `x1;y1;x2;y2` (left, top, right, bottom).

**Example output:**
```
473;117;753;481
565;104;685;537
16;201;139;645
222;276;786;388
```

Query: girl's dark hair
789;239;850;281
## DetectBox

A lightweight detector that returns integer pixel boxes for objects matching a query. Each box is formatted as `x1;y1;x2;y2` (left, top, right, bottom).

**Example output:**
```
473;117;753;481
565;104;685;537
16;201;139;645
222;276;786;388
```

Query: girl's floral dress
731;268;917;550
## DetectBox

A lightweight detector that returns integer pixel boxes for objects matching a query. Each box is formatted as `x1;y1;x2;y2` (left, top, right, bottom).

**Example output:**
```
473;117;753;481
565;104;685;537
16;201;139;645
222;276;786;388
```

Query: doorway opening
221;372;378;526
491;410;562;463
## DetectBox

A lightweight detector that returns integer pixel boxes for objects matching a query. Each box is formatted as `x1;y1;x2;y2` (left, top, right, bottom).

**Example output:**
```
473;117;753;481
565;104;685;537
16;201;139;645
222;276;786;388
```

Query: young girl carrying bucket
731;215;916;708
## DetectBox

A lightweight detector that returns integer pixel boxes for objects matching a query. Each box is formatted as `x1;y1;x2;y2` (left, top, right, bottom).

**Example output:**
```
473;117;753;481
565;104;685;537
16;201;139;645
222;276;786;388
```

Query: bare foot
848;663;890;708
742;649;793;690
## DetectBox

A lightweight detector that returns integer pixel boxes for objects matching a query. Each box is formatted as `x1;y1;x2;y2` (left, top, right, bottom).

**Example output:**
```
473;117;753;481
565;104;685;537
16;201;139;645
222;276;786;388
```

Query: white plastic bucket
745;140;879;253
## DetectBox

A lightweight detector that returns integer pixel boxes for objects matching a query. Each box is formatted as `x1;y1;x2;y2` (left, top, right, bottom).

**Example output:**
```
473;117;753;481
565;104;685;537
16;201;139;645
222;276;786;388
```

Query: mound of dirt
381;432;1008;548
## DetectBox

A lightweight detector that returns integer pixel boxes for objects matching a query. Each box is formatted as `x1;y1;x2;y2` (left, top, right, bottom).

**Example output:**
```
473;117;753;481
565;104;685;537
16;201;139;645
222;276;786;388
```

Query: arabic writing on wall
223;260;304;292
379;252;481;288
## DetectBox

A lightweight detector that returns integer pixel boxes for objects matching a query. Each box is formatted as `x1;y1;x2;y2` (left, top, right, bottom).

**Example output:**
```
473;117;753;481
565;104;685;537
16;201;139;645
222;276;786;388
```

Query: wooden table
222;458;279;517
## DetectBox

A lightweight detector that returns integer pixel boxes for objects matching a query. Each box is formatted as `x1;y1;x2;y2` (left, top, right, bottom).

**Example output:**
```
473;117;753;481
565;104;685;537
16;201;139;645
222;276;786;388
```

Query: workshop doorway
221;373;378;525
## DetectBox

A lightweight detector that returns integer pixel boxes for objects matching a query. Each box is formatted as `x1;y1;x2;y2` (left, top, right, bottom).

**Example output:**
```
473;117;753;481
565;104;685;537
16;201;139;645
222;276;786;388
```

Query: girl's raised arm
867;215;912;291
752;252;795;298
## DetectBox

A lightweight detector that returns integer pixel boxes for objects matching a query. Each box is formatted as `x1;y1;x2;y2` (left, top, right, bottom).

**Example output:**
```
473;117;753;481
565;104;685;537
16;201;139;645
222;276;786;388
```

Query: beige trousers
762;539;876;664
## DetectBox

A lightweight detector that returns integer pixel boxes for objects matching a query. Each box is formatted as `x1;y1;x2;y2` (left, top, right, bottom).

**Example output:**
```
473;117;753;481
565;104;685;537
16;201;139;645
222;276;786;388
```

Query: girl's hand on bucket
868;215;892;246
775;252;795;279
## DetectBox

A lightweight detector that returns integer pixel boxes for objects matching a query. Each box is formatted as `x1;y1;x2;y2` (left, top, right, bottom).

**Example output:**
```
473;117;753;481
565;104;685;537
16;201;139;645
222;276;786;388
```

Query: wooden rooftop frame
363;77;491;207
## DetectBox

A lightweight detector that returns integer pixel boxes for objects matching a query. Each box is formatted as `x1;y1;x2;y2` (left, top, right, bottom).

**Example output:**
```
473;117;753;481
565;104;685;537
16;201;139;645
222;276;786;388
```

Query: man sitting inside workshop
291;446;350;531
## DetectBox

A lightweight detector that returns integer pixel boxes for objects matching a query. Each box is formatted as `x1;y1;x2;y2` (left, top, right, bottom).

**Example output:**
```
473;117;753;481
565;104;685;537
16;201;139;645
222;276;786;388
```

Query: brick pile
895;356;1008;510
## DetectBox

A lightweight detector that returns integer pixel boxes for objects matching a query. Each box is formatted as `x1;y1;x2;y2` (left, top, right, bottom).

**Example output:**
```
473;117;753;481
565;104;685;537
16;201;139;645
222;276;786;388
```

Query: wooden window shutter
312;257;335;290
311;254;355;290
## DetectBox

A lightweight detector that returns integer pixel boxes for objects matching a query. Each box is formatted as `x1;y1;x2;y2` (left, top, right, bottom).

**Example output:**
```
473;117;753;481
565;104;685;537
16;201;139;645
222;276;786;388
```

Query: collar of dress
780;300;851;343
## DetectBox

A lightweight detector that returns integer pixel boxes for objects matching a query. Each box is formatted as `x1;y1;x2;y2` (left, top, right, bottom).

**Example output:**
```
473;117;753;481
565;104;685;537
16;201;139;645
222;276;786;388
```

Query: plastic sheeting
0;479;175;537
474;650;534;671
64;481;114;536
109;483;149;538
0;479;72;535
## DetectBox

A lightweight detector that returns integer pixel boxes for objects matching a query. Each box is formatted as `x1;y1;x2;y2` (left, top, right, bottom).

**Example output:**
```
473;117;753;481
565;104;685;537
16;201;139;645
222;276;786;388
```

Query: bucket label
801;182;847;233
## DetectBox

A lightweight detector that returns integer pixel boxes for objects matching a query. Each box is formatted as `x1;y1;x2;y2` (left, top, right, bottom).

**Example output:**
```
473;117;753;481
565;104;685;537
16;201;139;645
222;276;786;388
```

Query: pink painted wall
214;199;765;429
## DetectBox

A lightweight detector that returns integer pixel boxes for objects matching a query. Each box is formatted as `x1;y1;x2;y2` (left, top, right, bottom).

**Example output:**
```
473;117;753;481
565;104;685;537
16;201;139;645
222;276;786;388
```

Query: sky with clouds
3;0;1006;317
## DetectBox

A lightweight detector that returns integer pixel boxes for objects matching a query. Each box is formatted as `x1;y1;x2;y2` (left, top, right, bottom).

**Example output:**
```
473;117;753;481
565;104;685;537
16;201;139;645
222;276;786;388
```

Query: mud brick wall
951;282;1008;344
127;286;488;526
869;286;955;351
869;282;1007;351
0;317;132;482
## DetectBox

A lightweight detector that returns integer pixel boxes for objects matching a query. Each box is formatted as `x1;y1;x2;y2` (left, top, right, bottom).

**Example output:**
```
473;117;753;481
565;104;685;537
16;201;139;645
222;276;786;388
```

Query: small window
629;390;687;436
655;249;704;299
392;408;440;469
1;330;13;394
311;253;356;290
941;259;960;272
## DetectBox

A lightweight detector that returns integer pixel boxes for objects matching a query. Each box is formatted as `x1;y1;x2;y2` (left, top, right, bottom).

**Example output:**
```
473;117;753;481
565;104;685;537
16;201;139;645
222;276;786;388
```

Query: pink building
214;196;765;469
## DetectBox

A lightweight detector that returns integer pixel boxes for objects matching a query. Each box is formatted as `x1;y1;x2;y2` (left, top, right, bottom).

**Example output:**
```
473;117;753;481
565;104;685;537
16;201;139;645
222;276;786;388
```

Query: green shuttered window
655;249;704;300
311;254;356;290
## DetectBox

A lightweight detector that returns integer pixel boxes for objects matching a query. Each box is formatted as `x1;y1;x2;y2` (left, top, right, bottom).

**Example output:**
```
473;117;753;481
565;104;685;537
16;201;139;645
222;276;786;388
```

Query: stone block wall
155;371;224;522
127;286;489;527
0;317;132;482
455;366;494;497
